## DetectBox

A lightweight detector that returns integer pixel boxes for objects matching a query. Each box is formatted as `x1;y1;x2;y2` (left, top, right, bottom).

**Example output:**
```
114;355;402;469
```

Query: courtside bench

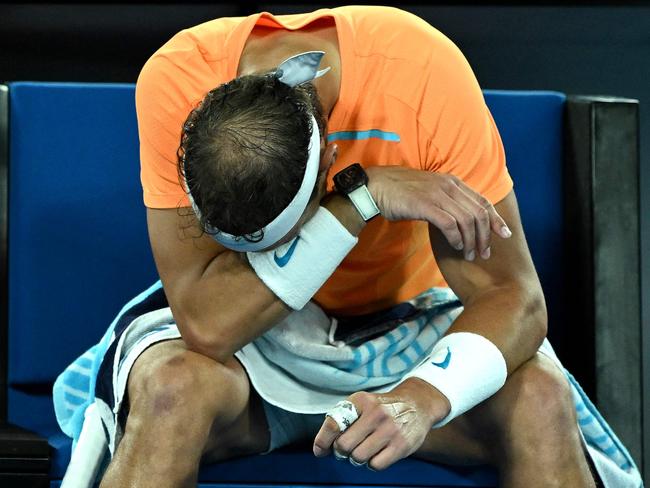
0;83;642;487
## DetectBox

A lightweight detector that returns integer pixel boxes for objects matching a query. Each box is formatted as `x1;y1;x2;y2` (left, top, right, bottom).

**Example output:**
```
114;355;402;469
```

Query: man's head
178;71;333;250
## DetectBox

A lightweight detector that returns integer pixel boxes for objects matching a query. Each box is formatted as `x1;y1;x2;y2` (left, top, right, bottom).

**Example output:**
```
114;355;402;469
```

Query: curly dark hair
177;72;326;243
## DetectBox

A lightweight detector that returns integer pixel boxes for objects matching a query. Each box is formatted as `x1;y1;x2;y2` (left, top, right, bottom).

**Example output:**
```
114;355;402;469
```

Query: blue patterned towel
53;283;643;487
53;280;165;448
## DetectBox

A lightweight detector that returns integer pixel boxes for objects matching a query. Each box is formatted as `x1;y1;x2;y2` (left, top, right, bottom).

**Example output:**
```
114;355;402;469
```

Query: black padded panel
565;96;642;466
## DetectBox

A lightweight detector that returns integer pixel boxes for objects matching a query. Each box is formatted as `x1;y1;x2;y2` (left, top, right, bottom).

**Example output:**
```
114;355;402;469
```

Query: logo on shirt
431;347;452;369
273;236;300;267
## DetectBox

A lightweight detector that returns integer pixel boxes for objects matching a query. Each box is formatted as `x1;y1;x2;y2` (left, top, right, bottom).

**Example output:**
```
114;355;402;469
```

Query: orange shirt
136;6;513;316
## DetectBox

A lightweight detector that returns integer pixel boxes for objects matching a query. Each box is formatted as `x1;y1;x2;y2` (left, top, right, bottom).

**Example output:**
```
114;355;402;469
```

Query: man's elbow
522;285;548;350
174;311;238;365
186;337;235;366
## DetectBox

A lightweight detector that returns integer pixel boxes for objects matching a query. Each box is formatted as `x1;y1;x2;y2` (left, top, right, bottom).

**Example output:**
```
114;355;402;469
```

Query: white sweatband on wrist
247;206;358;310
403;332;507;428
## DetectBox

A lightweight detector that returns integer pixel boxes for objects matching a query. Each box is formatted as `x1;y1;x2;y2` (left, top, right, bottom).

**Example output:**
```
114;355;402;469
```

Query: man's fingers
314;399;363;457
313;416;344;457
332;396;396;458
348;424;393;466
443;185;491;259
332;412;375;457
368;444;402;471
489;207;512;238
455;179;512;240
425;207;463;252
436;195;477;261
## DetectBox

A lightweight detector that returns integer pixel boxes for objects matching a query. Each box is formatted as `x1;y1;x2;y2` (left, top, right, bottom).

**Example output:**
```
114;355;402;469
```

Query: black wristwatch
333;163;381;222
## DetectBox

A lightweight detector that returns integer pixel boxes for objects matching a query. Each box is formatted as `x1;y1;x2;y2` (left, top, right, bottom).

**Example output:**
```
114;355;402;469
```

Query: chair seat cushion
46;430;496;487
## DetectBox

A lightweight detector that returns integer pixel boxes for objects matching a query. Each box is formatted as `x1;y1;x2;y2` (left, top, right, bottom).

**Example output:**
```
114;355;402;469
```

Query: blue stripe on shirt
327;129;401;143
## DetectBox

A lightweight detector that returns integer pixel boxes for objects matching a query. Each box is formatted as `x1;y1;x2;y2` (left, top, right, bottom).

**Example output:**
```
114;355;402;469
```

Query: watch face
336;163;367;192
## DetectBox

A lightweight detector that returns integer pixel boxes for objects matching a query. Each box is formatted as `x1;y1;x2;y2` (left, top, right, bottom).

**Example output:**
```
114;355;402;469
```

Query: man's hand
313;380;450;471
366;166;511;261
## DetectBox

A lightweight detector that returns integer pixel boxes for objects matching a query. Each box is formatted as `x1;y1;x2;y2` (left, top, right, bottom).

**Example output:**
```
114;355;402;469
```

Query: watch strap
348;185;380;221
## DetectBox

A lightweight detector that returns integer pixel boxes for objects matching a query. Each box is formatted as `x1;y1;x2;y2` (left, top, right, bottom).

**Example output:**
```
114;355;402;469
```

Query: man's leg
413;353;596;488
99;339;270;488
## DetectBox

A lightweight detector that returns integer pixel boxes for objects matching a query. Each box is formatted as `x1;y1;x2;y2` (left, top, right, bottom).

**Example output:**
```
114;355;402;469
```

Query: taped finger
313;416;346;457
326;400;359;434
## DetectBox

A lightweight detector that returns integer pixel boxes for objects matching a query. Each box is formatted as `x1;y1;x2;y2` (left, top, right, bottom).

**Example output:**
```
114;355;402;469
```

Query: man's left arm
314;10;547;468
313;189;547;468
427;189;547;377
394;189;547;451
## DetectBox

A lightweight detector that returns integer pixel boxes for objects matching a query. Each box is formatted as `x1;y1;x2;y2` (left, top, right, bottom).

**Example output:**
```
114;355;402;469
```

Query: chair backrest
6;83;158;392
3;83;566;429
483;90;566;348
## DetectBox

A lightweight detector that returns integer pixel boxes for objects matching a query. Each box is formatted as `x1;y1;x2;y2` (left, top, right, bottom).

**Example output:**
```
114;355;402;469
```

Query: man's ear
320;142;338;173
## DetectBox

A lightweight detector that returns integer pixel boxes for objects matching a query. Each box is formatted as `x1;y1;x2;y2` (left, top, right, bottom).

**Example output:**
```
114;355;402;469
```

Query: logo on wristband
431;347;452;369
273;236;301;267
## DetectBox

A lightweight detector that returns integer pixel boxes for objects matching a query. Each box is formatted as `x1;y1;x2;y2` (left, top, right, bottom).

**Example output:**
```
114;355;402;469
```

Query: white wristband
404;332;507;428
247;206;358;310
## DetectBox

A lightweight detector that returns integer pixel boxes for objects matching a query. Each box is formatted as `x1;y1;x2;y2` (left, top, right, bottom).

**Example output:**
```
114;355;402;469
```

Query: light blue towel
252;287;463;393
53;280;163;449
52;283;643;487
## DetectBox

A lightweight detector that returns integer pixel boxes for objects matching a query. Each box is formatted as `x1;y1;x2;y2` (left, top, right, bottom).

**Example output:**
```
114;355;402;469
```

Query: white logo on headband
186;51;330;252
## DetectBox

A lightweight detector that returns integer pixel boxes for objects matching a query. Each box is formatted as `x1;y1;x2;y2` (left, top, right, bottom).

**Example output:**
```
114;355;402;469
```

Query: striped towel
234;287;465;412
565;370;643;486
53;280;165;449
52;282;643;488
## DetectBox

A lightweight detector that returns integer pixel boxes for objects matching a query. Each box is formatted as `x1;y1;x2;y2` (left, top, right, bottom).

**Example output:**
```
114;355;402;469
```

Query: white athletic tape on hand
326;400;359;433
403;332;507;428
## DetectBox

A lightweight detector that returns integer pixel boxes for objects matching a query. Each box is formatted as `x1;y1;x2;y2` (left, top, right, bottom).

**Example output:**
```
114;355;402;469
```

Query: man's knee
127;342;248;420
140;354;209;416
489;353;577;442
515;355;574;420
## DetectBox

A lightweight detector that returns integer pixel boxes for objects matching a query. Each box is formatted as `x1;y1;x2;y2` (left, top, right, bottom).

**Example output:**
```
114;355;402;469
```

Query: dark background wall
2;0;648;473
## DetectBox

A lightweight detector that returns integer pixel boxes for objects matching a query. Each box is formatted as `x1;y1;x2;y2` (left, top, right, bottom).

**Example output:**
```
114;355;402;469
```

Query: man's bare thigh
124;338;271;463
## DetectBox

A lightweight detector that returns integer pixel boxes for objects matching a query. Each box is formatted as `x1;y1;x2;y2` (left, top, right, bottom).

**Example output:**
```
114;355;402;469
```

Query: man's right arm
147;194;365;364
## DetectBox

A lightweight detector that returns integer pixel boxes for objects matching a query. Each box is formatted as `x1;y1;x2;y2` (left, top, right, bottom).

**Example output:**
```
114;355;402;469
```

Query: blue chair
0;82;641;487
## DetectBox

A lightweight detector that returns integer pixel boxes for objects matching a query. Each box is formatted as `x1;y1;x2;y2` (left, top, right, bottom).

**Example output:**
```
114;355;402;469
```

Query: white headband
186;51;330;252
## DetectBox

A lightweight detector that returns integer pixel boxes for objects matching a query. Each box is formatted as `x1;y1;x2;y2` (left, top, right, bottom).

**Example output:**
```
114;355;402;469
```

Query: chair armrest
564;95;642;468
0;85;50;486
0;85;8;425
